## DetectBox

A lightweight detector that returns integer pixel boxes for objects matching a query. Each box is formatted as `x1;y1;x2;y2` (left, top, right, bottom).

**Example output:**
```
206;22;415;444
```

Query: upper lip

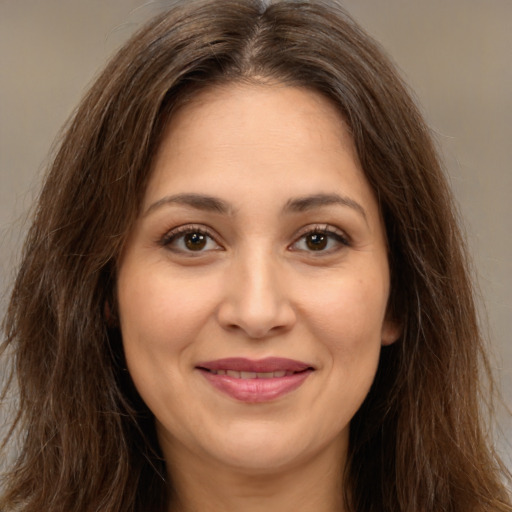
196;357;313;373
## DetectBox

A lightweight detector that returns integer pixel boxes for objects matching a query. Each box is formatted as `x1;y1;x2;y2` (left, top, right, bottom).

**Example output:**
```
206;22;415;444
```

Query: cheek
300;268;389;381
116;263;216;417
117;263;219;353
307;273;388;339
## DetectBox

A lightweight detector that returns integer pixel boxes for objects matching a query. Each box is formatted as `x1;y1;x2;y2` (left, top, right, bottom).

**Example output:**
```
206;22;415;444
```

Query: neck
163;437;347;512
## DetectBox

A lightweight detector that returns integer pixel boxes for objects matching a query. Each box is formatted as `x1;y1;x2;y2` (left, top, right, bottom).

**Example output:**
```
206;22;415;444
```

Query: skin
117;83;400;512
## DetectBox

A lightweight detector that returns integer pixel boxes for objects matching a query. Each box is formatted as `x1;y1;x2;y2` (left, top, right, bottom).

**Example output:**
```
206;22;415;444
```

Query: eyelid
159;224;223;251
158;222;349;254
294;223;349;240
289;224;351;252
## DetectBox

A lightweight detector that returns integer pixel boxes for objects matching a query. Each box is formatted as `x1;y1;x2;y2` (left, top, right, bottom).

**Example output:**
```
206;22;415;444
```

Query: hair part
2;1;511;510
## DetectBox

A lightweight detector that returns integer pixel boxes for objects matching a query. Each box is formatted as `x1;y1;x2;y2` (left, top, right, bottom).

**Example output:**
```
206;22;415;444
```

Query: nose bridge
218;243;295;338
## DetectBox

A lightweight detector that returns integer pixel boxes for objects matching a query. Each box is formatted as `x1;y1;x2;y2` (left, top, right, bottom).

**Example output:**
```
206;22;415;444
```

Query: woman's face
117;84;399;475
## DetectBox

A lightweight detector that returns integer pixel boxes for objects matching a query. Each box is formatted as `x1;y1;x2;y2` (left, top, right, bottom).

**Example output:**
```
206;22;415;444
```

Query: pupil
306;233;327;250
185;233;206;250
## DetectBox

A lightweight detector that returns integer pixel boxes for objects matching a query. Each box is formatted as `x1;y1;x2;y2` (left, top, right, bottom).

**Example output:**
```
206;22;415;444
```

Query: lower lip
199;370;313;403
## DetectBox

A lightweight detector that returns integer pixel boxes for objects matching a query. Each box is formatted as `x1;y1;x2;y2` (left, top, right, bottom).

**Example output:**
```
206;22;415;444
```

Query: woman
1;0;510;510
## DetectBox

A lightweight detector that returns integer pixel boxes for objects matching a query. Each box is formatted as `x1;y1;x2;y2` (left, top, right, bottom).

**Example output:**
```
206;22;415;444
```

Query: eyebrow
283;193;367;221
144;191;367;221
144;193;233;216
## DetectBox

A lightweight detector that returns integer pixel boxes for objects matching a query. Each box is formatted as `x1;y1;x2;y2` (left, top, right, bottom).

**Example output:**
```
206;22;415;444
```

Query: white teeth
210;369;293;379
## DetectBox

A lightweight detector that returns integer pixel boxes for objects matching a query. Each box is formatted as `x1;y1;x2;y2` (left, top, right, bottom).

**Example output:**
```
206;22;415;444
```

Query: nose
216;250;296;339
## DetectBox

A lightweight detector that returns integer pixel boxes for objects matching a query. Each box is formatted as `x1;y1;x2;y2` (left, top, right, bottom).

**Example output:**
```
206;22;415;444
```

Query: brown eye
290;227;350;254
161;227;221;254
184;232;207;251
305;233;328;251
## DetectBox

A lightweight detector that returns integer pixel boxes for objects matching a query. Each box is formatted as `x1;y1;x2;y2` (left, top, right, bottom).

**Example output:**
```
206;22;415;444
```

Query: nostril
216;286;297;339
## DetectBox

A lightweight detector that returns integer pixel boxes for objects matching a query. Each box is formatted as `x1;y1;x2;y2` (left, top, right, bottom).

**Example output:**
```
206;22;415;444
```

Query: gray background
1;1;510;466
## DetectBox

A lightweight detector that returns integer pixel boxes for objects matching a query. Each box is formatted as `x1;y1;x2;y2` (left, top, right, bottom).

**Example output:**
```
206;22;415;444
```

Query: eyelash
291;224;350;253
159;225;221;253
159;224;350;255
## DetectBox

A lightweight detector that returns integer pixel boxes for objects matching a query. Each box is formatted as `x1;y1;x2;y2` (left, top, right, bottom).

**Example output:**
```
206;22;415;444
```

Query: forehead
160;82;354;160
143;83;377;220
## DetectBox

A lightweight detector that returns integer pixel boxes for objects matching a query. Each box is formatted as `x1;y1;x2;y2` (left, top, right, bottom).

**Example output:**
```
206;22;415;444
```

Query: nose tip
216;262;296;339
219;304;294;339
218;306;296;340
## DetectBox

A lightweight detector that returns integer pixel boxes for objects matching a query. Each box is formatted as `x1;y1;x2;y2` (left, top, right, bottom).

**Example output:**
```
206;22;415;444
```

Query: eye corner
288;224;351;254
159;224;224;254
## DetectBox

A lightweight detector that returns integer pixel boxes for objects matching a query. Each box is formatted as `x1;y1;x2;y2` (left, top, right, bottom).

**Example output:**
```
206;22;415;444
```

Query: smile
205;369;294;378
196;358;314;403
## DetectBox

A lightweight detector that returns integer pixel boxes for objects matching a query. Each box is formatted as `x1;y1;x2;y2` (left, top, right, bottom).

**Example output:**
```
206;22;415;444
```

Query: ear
104;300;118;328
381;317;402;346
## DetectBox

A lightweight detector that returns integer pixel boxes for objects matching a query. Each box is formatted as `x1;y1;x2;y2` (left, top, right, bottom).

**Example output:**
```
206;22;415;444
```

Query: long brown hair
1;1;510;510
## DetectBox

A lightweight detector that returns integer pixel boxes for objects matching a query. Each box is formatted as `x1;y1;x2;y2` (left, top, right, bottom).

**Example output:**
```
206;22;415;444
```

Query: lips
206;369;293;378
196;357;314;403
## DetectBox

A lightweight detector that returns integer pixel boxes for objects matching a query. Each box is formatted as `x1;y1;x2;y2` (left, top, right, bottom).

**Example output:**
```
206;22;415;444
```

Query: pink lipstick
196;357;314;403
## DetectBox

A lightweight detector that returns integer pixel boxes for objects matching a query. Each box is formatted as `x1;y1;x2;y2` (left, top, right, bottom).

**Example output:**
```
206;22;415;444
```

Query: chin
198;420;348;474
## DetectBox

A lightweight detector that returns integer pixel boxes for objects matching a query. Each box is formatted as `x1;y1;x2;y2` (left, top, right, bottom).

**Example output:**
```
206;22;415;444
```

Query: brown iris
184;232;207;251
306;233;328;251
